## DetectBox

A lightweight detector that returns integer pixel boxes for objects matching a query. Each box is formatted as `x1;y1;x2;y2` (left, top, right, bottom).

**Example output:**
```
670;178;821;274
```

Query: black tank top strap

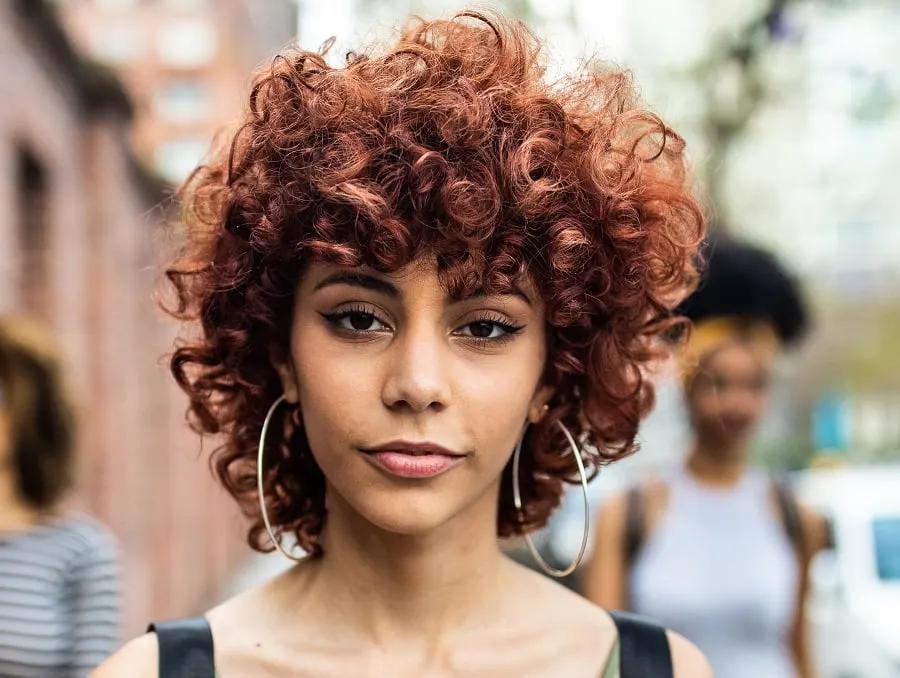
147;612;669;677
609;610;673;678
147;617;215;678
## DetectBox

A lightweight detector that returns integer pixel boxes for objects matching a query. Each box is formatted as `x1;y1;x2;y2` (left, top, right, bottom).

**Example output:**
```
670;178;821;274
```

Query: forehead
702;342;770;375
301;256;540;303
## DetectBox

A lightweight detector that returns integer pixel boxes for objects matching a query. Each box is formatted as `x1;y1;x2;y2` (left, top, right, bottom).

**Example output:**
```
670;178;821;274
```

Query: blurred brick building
57;0;296;183
0;0;248;638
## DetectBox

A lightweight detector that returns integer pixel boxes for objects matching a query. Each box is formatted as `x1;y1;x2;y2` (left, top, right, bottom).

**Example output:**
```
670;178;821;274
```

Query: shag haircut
165;11;705;555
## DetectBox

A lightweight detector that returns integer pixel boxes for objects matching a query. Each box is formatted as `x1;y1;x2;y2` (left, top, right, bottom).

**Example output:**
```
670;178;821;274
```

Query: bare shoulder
91;577;274;678
510;565;619;670
668;630;713;678
516;563;616;629
91;633;158;678
523;571;710;676
550;583;711;677
598;488;629;522
797;501;830;553
525;564;711;678
599;475;667;519
204;585;263;645
91;589;265;677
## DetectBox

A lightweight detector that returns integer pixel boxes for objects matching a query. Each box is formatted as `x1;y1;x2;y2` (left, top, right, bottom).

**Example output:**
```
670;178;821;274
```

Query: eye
321;308;390;334
455;317;524;342
462;321;506;339
344;312;381;331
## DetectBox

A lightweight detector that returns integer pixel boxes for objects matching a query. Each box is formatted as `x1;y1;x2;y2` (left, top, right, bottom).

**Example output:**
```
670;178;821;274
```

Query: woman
582;235;829;678
0;317;121;677
95;12;709;677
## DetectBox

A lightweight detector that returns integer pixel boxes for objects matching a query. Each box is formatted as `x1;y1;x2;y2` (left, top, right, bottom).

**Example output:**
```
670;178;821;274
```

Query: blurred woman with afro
584;235;830;678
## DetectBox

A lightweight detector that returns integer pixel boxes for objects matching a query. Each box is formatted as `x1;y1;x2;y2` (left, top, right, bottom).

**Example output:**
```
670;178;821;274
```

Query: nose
717;385;763;421
381;322;451;414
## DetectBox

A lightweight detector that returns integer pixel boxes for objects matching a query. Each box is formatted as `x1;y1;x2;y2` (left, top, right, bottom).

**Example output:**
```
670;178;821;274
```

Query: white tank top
630;468;799;678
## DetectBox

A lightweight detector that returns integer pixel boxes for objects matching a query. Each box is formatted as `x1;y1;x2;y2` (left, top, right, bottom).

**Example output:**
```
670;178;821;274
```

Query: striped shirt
0;514;121;677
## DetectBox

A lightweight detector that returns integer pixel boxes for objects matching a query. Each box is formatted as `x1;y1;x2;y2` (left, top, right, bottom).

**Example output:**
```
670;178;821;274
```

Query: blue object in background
873;517;900;582
812;390;849;453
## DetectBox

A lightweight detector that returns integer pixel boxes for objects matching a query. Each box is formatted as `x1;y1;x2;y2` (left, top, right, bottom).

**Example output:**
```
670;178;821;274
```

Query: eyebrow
313;272;400;297
312;271;534;306
460;286;534;307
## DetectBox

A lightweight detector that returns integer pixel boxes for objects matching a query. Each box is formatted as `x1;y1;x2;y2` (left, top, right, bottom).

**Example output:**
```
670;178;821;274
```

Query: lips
359;441;465;479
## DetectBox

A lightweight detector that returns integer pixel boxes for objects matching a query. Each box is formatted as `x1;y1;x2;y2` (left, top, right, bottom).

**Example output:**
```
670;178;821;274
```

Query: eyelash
458;313;524;346
320;304;391;335
319;307;524;345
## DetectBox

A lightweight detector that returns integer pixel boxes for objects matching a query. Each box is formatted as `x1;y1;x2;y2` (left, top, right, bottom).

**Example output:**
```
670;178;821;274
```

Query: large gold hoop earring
512;419;590;578
257;394;305;562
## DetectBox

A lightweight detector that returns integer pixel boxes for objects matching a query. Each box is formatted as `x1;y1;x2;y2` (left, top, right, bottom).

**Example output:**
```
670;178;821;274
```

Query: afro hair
676;234;809;346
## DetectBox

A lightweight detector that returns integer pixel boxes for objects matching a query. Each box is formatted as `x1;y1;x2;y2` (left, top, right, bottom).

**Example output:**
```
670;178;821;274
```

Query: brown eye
321;308;389;334
468;321;497;339
348;312;376;331
455;317;523;342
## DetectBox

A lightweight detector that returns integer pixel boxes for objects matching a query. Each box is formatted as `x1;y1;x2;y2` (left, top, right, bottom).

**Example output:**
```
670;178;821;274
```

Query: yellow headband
679;316;780;385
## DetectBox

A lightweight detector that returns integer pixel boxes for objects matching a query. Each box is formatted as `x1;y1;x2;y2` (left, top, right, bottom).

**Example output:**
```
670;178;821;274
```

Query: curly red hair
166;11;704;556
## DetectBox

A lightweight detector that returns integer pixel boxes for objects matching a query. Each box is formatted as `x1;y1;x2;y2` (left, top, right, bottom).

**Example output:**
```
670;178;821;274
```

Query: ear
269;347;300;404
527;384;554;424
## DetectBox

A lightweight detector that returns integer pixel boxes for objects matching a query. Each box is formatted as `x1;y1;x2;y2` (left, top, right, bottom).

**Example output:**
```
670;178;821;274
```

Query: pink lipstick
360;441;464;479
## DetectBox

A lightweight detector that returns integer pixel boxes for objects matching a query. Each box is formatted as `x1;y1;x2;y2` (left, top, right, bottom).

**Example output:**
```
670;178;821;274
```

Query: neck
686;440;748;488
0;471;41;532
294;484;512;649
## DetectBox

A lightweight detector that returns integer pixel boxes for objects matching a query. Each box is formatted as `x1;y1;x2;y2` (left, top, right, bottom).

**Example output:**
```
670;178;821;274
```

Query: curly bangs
166;11;704;556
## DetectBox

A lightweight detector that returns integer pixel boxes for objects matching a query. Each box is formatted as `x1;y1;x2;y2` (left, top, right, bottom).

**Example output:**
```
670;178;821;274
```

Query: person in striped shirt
0;317;121;677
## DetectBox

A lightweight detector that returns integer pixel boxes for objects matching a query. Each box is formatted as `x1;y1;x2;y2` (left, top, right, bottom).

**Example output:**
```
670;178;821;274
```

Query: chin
724;426;756;445
343;487;480;537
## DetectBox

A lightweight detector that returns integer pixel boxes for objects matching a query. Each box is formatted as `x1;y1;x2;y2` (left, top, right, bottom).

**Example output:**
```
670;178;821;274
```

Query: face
687;342;771;451
274;258;551;537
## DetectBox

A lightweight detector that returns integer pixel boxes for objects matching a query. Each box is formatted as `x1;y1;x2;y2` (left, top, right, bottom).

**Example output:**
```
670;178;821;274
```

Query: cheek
451;346;546;462
290;333;370;450
689;389;719;416
746;390;769;414
453;361;535;447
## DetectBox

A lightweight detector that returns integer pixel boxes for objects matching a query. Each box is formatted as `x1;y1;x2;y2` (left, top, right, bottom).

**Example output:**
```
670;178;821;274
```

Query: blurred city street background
0;0;897;675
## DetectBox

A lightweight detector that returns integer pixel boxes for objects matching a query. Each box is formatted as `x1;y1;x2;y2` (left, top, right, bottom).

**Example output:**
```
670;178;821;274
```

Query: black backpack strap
821;514;835;550
772;472;837;556
148;617;215;678
771;473;803;554
623;484;645;567
610;610;673;678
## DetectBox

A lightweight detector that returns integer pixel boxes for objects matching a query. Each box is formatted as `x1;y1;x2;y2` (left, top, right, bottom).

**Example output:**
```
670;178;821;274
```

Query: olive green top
601;639;621;678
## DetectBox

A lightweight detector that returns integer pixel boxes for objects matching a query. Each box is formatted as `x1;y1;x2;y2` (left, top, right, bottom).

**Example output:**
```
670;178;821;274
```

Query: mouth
720;417;753;432
359;441;466;479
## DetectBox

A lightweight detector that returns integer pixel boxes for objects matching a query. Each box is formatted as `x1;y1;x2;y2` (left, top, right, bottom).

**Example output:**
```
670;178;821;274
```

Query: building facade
57;0;296;182
0;0;247;639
